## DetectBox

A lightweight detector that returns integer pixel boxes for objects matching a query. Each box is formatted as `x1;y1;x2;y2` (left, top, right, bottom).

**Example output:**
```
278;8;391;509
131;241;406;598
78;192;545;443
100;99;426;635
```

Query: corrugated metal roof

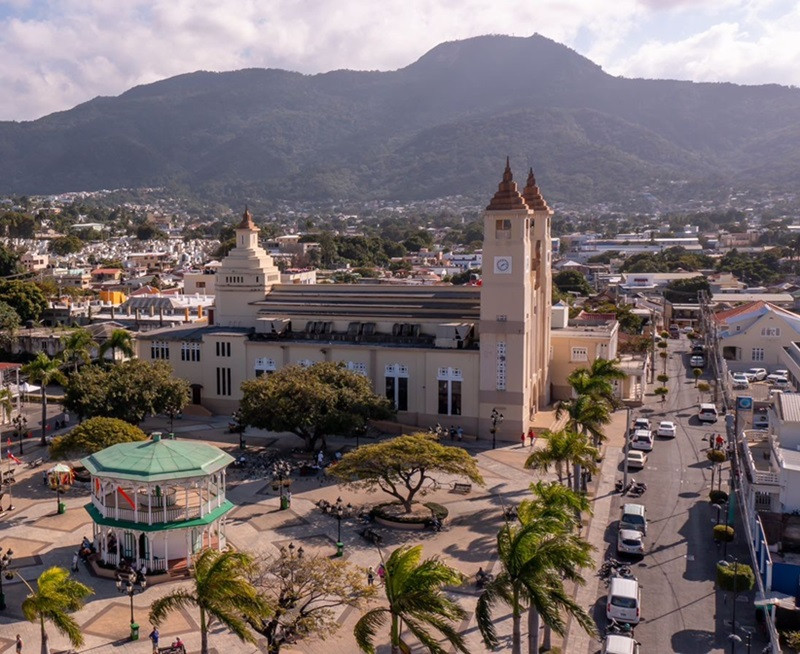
777;393;800;423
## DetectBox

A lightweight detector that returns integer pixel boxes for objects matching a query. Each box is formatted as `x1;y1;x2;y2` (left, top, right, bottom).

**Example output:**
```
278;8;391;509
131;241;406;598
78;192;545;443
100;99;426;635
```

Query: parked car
620;503;647;535
681;326;694;334
630;429;654;451
617;528;645;556
690;355;705;368
669;325;679;338
753;413;769;430
606;577;642;625
766;374;789;388
657;421;677;438
691;343;705;354
625;451;647;469
731;373;750;389
602;634;640;654
774;369;790;379
698;403;719;422
745;368;768;382
632;418;650;432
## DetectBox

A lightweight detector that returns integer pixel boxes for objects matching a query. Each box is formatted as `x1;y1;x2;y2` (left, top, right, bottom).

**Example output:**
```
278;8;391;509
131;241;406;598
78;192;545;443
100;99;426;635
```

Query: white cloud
0;0;798;121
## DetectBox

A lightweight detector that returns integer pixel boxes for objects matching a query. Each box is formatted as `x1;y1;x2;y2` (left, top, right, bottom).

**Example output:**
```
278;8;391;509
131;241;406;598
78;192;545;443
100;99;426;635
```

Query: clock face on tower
494;256;512;274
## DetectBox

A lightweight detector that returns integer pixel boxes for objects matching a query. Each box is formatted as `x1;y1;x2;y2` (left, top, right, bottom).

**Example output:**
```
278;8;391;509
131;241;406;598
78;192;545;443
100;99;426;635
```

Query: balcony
91;486;222;525
743;430;781;486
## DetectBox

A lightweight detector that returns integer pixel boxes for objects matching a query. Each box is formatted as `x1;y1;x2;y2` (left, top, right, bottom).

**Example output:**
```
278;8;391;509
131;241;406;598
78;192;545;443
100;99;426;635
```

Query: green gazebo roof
81;435;235;482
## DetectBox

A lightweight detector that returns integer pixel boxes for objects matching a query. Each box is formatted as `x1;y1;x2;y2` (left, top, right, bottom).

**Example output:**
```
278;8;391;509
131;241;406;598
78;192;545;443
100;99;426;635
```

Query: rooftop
81;435;234;482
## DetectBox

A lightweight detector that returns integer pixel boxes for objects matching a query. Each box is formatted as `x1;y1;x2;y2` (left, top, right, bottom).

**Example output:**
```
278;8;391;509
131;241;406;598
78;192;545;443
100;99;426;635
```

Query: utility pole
623;404;632;490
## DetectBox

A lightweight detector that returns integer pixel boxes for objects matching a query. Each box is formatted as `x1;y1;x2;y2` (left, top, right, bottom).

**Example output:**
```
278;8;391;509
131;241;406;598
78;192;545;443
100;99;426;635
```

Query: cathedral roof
237;206;257;231
522;168;550;212
486;158;529;212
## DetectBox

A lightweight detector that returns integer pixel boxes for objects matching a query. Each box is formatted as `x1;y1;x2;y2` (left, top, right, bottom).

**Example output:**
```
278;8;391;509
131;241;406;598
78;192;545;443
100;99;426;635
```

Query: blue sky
0;0;797;121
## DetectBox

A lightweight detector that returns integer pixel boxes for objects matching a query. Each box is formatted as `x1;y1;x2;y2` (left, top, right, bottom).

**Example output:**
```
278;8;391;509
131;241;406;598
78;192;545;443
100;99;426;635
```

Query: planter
374;514;427;530
371;502;444;530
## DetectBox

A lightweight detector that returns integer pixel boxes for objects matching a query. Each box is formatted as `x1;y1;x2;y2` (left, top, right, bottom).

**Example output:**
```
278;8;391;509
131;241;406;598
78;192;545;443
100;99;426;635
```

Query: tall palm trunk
40;615;50;654
527;605;540;654
200;606;209;654
39;385;47;446
542;624;553;650
511;588;522;654
391;612;400;654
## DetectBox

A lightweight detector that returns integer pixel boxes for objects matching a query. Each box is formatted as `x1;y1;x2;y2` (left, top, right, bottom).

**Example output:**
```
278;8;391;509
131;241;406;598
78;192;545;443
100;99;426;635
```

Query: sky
0;0;797;122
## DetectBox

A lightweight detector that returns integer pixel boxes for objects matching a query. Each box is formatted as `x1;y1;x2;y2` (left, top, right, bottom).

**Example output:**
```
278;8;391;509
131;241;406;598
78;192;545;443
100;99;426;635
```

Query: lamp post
727;554;740;647
490;408;504;450
712;502;726;527
116;570;146;640
333;497;352;557
0;548;13;610
12;414;27;456
273;460;292;510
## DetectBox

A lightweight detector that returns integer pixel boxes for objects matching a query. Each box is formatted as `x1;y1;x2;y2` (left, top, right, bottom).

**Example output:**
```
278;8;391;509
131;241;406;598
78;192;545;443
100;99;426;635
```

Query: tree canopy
663;275;710;304
50;417;147;459
0;280;47;322
328;432;484;512
0;243;21;276
553;270;592;296
63;360;190;424
49;235;84;256
240;362;394;451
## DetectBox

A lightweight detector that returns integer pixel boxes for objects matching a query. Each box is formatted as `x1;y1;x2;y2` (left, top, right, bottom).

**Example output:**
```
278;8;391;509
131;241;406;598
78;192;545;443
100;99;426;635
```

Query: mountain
2;33;800;206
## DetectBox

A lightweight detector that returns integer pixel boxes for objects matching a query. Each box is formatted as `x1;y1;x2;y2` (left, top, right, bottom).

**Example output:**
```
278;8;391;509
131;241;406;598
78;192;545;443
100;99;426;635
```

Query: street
587;335;767;653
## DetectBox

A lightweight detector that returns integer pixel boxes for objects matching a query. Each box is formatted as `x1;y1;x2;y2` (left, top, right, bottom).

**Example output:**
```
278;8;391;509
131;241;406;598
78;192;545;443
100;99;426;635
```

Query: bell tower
479;159;533;440
214;208;280;328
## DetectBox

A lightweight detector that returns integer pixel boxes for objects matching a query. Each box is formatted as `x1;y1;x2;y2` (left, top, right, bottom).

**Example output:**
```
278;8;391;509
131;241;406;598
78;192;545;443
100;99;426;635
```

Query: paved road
586;335;767;653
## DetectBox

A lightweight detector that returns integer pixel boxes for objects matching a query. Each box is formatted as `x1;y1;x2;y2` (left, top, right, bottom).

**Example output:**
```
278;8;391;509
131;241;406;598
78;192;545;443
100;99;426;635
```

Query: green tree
0;299;21;350
48;235;84;256
0;386;13;424
98;328;134;362
524;429;598;493
693;368;703;386
135;221;166;240
62;365;109;423
0;242;21;276
161;376;191;431
654;386;669;403
240;362;394;451
329;433;484;513
657;374;669;384
251;553;375;653
354;545;467;654
60;327;97;373
557;392;611;448
553;270;592;296
49;417;147;459
663;275;710;304
476;514;595;654
22;353;67;446
20;566;93;654
149;548;271;654
0;280;47;322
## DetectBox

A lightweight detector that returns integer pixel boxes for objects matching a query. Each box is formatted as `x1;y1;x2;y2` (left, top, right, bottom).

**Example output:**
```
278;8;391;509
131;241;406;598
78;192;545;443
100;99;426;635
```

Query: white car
731;373;750;389
774;369;790;379
617;528;645;556
625;450;647;469
603;634;640;654
745;368;768;382
632;418;650;432
689;355;705;368
630;429;654;451
657;421;677;438
766;374;789;388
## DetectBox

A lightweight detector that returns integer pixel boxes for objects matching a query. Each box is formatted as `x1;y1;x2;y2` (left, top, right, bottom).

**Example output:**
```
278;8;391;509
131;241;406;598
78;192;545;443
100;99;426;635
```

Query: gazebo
81;433;235;574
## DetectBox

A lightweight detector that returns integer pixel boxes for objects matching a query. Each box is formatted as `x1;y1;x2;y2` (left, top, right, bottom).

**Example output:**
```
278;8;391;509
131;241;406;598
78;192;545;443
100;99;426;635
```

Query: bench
451;482;472;494
158;646;186;654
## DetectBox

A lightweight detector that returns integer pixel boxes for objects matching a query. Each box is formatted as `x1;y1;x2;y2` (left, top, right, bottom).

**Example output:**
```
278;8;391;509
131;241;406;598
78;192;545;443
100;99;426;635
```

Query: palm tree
149;548;270;654
476;516;596;654
0;386;13;424
557;392;611;448
354;545;467;654
585;357;627;405
567;368;614;407
61;327;97;374
19;566;93;654
524;429;596;489
98;328;134;363
22;353;67;446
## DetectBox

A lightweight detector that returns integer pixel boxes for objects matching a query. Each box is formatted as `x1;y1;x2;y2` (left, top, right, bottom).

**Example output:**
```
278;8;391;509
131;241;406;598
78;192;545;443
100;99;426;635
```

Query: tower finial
237;205;257;230
487;158;527;211
522;167;550;212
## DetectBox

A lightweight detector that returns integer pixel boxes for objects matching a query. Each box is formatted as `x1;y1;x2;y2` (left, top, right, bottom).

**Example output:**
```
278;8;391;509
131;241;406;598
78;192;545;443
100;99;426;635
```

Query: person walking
377;562;386;584
367;566;375;586
520;432;526;448
456;426;463;442
149;626;160;653
528;427;535;447
15;634;22;654
71;551;79;572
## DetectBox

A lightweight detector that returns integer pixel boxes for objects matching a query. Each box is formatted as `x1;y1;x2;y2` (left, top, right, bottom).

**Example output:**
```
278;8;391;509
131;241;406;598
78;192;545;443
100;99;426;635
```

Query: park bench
158;646;186;654
28;457;43;468
451;482;472;494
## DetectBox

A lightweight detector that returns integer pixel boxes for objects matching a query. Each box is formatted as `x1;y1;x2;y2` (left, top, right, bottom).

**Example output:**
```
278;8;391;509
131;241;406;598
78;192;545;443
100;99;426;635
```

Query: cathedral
137;161;558;442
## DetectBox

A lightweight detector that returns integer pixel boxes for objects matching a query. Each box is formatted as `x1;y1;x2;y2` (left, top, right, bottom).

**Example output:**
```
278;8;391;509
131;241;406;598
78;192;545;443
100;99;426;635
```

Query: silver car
617;528;645;555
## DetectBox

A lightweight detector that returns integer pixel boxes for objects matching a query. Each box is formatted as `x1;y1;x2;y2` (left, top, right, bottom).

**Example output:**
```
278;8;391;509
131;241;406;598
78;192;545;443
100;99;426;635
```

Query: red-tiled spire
522;168;550;211
486;157;528;211
237;206;257;230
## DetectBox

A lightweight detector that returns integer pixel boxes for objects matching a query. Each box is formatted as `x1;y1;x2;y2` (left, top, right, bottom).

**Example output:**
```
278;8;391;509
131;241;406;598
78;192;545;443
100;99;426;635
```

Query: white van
602;634;640;654
606;576;641;624
698;403;719;423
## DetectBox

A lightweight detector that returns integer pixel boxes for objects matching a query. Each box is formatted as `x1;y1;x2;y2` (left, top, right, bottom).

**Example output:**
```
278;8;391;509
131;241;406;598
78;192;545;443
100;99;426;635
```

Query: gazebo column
114;484;119;520
185;483;190;520
148;535;154;572
164;532;169;571
217;472;223;508
185;530;191;568
134;485;139;523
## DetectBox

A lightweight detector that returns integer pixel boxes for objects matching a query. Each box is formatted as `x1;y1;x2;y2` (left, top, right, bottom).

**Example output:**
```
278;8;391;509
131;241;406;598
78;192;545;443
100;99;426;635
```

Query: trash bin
130;622;139;641
280;495;289;510
57;502;66;514
336;541;344;557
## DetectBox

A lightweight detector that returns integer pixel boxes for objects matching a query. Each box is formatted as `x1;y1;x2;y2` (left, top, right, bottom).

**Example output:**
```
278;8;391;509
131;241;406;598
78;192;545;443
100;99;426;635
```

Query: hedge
716;561;755;592
713;525;734;542
709;490;729;504
707;449;727;463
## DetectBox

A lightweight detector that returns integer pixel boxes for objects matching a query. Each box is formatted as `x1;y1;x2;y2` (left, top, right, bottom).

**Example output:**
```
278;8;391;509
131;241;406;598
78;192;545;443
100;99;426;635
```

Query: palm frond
46;610;85;647
353;608;389;653
148;589;197;626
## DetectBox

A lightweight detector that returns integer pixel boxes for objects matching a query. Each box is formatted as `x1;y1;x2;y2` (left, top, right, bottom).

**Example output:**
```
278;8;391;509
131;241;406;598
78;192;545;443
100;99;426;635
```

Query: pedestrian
528;427;535;447
15;634;22;654
71;551;79;572
377;562;386;584
42;470;48;486
456;426;463;442
367;566;374;586
149;626;159;653
520;432;526;448
449;426;456;441
317;450;324;467
286;489;292;506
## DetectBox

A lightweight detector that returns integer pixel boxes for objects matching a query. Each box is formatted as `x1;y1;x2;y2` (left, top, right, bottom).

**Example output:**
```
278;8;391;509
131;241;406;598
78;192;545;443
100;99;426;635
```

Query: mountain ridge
1;33;799;205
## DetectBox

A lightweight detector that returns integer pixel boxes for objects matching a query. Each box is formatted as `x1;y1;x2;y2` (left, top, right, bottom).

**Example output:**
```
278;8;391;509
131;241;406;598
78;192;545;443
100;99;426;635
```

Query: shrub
709;490;729;504
657;374;669;384
49;417;147;459
713;524;734;542
716;560;755;592
423;502;449;520
707;449;727;463
784;631;800;650
371;502;429;524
